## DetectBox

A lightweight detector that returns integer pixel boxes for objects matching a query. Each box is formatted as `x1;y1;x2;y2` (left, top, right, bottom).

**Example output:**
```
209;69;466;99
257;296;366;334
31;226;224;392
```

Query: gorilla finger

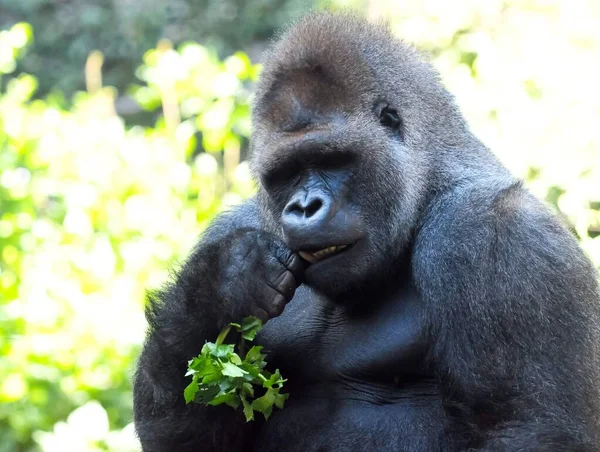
265;293;287;318
277;252;307;284
248;304;270;323
270;270;297;301
257;287;288;319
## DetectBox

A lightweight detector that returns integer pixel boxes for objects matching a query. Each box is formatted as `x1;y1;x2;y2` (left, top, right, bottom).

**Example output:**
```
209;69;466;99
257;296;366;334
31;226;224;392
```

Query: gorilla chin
299;238;391;299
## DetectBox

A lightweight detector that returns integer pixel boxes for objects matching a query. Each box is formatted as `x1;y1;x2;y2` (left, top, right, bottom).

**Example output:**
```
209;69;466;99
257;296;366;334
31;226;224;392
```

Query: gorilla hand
133;214;306;452
219;230;306;323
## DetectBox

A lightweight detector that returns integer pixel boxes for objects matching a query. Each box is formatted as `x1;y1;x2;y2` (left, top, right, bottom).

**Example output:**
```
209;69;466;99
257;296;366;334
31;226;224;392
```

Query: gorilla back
133;13;600;452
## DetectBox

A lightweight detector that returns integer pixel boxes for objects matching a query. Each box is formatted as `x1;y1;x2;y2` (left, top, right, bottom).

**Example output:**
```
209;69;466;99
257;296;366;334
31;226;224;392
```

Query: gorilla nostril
285;202;304;216
284;195;325;219
304;199;323;218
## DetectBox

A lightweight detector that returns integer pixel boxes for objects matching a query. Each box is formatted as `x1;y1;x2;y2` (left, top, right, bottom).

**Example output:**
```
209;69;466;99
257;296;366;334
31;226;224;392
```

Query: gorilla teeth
299;245;348;263
298;251;318;263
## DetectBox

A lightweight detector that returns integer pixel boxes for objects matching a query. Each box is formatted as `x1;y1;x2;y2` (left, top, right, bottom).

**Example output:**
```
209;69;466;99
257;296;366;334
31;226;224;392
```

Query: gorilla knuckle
266;294;287;318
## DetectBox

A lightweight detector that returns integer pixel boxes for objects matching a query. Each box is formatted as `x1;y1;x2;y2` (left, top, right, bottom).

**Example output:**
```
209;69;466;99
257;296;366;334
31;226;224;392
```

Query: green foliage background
0;1;599;451
0;0;324;98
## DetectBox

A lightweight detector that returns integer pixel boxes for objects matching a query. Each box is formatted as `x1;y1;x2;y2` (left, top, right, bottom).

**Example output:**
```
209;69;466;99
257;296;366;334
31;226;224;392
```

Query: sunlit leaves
184;317;288;422
0;24;257;451
130;40;259;157
0;23;33;74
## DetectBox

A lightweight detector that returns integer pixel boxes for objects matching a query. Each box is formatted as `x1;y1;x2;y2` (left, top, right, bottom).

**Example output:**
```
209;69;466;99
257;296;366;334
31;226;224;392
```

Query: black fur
133;12;600;451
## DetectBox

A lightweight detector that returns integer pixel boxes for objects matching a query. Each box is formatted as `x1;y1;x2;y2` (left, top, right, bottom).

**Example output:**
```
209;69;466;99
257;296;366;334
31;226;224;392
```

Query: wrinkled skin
133;12;600;452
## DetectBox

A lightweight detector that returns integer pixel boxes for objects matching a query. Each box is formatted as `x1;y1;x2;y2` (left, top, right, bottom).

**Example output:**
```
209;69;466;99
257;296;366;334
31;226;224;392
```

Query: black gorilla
133;13;600;451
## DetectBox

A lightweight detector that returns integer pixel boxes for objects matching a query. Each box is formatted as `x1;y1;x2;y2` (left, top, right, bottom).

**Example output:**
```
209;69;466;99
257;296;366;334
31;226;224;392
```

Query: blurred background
0;0;598;450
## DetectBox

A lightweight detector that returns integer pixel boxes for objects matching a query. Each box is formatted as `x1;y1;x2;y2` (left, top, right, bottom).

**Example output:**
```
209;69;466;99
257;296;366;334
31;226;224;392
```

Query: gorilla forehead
254;12;425;97
251;12;469;153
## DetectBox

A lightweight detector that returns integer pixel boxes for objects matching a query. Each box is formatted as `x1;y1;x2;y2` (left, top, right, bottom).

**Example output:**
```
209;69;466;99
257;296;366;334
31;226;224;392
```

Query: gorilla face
250;62;427;298
247;14;476;298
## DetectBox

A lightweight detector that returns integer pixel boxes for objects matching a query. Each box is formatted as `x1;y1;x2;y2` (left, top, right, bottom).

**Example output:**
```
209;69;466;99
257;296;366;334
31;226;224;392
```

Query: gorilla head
249;13;476;297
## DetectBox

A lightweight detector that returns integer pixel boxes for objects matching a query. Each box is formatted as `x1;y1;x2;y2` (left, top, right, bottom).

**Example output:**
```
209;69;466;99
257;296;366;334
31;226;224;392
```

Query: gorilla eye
376;103;403;138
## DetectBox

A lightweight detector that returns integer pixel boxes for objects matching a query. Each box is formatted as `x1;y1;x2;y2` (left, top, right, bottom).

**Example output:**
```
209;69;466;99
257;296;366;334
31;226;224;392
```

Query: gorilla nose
282;192;332;238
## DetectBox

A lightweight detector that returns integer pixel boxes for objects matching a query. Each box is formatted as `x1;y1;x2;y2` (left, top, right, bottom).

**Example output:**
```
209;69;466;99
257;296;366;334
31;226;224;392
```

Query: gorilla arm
133;200;261;452
413;181;600;451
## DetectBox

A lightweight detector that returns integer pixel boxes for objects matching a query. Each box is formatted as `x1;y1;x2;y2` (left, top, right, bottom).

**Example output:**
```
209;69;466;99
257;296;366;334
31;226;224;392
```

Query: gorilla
133;12;600;452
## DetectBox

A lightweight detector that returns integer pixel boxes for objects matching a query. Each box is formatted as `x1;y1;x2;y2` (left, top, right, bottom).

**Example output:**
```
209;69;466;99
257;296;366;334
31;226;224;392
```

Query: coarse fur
133;12;600;451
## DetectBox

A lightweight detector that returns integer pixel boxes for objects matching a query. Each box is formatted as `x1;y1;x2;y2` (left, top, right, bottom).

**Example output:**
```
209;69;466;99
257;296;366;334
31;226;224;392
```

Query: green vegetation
0;23;258;452
0;2;598;450
184;316;288;422
0;0;322;98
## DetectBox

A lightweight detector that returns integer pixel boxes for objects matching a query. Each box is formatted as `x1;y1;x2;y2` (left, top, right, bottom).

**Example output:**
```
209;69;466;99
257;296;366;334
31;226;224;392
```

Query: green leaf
239;362;261;379
183;376;199;404
195;386;220;404
200;343;211;356
240;393;254;422
251;388;276;413
208;391;239;408
274;392;288;409
245;345;264;363
242;382;254;398
251;388;285;420
201;371;222;385
263;369;286;388
221;362;247;378
188;355;220;376
218;378;235;393
204;343;234;359
261;404;273;420
234;316;263;340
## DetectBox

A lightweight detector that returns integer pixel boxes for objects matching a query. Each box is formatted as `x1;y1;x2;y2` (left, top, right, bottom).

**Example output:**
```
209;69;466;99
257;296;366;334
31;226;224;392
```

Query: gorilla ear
376;102;403;139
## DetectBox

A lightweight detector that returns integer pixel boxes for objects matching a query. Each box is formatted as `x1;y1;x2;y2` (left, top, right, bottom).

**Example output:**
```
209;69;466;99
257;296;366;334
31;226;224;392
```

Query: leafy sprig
184;316;288;421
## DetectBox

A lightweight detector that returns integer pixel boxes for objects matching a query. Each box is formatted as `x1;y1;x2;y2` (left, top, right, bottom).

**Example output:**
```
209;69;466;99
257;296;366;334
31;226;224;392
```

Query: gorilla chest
257;283;429;385
254;285;446;452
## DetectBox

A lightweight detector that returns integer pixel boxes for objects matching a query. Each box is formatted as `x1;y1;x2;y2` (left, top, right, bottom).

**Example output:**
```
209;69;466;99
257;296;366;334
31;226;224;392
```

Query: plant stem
216;326;231;346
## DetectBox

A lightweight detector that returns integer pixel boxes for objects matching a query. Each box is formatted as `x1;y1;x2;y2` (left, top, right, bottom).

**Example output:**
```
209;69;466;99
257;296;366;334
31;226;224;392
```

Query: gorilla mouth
298;244;350;263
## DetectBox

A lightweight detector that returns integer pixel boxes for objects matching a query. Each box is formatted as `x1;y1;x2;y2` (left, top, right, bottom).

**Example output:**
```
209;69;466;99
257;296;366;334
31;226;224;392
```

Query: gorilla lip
298;244;349;263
